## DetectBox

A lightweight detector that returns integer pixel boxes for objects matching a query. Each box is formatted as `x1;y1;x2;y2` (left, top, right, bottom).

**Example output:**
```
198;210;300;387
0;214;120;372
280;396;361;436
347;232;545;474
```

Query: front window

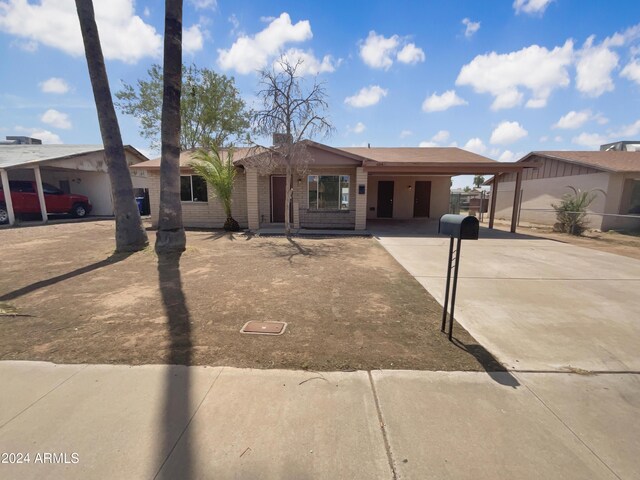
308;175;350;210
180;175;208;202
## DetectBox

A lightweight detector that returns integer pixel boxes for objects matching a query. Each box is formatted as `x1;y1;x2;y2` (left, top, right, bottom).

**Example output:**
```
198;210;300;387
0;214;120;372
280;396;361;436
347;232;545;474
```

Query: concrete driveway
371;219;640;372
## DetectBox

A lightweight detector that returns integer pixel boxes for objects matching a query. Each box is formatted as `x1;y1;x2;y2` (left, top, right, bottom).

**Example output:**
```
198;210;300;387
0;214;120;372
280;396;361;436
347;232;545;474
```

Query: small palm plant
552;186;605;235
190;146;240;231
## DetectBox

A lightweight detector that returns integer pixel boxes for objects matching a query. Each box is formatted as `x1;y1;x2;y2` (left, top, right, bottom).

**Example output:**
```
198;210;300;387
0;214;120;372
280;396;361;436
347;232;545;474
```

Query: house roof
0;144;149;169
131;141;540;176
338;146;495;165
523;151;640;173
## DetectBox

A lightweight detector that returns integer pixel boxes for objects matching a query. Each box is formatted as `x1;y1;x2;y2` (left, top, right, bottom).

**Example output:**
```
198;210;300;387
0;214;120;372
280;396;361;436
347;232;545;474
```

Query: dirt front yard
0;220;501;371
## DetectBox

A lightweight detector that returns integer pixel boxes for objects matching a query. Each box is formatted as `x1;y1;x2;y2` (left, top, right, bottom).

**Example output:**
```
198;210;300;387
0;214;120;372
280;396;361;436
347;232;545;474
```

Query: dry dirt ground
485;219;640;260
0;220;501;372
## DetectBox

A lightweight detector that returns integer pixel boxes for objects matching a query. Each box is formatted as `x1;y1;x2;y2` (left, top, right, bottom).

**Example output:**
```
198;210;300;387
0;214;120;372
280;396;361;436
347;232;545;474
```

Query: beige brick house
133;140;534;232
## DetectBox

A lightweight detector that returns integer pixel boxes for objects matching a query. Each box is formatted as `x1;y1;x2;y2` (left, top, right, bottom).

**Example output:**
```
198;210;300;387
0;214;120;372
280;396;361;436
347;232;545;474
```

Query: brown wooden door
413;181;431;217
377;181;394;218
271;176;286;223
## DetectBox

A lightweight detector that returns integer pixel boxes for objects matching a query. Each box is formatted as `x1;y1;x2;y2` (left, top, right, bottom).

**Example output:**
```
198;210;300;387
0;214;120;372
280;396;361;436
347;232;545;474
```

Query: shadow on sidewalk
155;252;194;479
451;337;520;388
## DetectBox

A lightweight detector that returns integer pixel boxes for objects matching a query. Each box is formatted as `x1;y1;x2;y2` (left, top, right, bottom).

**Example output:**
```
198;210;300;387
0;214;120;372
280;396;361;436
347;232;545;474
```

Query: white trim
0;169;15;225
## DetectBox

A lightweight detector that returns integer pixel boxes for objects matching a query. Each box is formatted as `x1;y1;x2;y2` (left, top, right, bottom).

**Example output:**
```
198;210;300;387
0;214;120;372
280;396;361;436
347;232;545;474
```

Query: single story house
0;139;149;225
487;150;640;231
133;140;538;232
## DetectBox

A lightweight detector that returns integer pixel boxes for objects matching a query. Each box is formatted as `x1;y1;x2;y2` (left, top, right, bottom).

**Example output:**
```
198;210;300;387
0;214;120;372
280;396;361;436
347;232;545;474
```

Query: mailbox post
438;214;479;341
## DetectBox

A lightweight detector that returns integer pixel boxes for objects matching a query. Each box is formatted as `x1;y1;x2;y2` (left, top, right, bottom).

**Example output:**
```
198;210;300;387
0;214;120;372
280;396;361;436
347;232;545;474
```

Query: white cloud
553;110;592;129
0;0;161;64
359;31;424;69
40;109;71;129
621;58;640;85
613;119;640;137
217;13;313;74
432;130;450;142
396;43;425;64
183;25;204;54
13;126;62;144
456;40;573;110
400;130;413;138
277;48;338;75
349;122;366;134
462;18;480;38
498;150;516;162
513;0;554;16
490;121;528;145
39;77;69;94
554;135;564;142
189;0;217;10
419;130;450;147
572;132;609;148
143;7;150;17
463;138;487;155
359;31;400;70
422;90;468;112
344;85;388;108
575;36;619;97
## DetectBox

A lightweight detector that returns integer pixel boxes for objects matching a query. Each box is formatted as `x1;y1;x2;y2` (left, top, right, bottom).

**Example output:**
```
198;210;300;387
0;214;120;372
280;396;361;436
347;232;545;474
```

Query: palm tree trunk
75;0;148;253
155;0;186;254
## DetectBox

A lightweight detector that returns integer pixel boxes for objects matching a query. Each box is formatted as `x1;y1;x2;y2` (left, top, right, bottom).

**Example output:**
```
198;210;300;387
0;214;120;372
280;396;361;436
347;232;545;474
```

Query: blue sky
1;0;640;187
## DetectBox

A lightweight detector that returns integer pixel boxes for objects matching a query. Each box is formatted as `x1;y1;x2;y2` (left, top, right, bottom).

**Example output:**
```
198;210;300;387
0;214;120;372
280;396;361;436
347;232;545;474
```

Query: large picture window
180;175;208;202
308;175;350;210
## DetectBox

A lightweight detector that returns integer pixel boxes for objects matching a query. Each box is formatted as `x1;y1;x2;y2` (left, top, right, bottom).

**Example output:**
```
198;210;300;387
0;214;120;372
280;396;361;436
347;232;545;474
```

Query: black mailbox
438;214;479;240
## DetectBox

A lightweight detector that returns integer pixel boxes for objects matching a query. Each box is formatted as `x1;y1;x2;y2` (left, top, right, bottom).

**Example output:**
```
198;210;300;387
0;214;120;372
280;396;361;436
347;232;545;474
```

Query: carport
0;143;149;225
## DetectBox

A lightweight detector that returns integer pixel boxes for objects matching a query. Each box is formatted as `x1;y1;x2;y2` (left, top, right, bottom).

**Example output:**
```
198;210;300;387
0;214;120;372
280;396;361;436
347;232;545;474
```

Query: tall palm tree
155;0;186;254
190;147;239;231
75;0;148;252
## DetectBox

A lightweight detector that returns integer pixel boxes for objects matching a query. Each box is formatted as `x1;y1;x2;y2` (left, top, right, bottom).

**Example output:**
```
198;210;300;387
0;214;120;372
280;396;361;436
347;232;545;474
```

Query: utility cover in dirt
241;321;287;336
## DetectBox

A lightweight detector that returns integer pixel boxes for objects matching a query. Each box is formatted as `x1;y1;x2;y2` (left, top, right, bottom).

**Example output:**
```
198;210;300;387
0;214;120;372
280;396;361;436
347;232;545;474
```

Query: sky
1;0;640;187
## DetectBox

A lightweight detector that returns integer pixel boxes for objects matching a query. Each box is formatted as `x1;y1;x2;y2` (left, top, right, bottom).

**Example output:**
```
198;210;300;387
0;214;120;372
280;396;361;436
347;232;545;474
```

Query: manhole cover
241;321;287;336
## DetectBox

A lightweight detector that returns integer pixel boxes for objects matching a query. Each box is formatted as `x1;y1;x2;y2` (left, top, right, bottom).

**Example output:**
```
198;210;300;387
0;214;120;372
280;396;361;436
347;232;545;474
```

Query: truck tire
0;203;8;224
71;203;88;218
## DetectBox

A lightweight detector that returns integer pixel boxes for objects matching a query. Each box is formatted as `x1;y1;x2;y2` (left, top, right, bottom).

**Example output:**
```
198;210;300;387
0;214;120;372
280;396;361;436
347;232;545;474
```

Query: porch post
355;167;368;230
245;167;259;231
488;175;498;229
510;170;522;233
33;165;48;223
0;169;16;225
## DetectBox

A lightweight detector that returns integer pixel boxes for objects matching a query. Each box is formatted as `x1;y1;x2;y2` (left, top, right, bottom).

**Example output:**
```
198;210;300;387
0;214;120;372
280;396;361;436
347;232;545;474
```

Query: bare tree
155;0;186;254
75;0;148;252
252;57;333;235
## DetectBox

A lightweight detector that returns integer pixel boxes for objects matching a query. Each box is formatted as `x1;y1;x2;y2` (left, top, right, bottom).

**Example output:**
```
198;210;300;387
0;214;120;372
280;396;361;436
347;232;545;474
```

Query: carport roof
0;144;148;169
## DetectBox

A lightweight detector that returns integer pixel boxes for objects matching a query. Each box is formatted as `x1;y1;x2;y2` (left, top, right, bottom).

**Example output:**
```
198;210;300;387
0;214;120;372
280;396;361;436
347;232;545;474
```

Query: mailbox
438;214;479;240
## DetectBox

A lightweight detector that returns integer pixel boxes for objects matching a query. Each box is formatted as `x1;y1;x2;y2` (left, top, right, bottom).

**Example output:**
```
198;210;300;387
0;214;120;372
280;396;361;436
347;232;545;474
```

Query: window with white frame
180;175;208;202
308;175;350;210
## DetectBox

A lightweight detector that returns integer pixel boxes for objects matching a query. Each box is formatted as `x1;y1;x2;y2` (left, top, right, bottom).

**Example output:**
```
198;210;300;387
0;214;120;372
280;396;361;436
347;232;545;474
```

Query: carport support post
488;177;498;229
510;171;522;233
0;168;16;225
33;166;48;223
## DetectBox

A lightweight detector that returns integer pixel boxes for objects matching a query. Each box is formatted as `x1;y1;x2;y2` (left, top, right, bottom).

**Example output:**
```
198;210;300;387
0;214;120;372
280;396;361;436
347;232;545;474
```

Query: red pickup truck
0;180;92;223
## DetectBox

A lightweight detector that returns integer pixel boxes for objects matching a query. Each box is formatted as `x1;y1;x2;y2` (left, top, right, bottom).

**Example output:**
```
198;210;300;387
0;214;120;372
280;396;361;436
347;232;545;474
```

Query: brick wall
148;168;248;229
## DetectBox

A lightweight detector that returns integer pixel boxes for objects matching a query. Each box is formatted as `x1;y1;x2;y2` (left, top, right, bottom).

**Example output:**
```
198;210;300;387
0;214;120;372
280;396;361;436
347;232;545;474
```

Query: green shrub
552;187;605;235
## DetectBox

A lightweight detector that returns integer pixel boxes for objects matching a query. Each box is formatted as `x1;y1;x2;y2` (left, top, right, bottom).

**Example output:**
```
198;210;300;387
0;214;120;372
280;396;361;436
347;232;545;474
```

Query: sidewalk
1;361;638;479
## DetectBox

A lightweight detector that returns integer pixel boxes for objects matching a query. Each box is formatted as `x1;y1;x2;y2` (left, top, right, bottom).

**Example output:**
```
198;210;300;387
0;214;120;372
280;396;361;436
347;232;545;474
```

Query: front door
377;181;394;218
271;175;286;223
413;181;431;217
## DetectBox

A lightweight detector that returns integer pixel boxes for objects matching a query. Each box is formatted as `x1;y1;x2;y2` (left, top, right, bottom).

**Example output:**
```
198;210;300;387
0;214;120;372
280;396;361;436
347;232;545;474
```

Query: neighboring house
488;149;640;231
0;138;149;224
133;139;535;232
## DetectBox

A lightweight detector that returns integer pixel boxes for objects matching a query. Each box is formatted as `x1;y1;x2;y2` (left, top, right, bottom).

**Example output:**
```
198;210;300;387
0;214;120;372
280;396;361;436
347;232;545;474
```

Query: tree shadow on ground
0;252;134;302
451;336;520;388
155;252;194;479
